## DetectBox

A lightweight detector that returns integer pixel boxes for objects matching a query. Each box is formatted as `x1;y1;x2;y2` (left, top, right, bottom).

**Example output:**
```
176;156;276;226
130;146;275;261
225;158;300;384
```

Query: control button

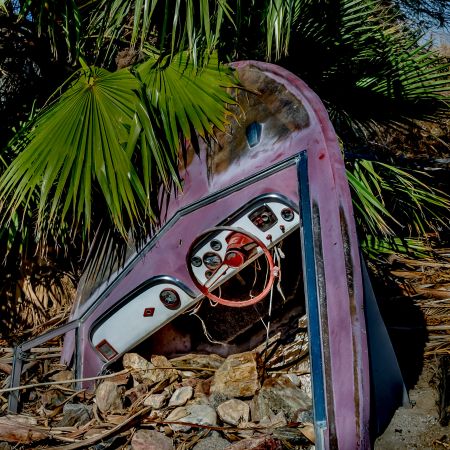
143;307;155;317
191;256;202;267
210;239;222;251
281;207;295;222
159;288;181;310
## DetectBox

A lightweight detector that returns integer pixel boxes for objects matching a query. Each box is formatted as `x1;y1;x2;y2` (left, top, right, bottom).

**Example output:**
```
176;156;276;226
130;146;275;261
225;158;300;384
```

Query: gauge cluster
189;199;299;287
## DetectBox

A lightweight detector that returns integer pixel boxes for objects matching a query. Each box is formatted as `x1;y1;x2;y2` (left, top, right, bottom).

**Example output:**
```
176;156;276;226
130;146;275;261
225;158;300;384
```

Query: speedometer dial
203;252;222;270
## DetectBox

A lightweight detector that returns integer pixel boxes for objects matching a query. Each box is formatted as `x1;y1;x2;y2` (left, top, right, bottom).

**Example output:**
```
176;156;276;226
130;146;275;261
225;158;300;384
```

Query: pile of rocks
94;349;314;450
0;319;313;449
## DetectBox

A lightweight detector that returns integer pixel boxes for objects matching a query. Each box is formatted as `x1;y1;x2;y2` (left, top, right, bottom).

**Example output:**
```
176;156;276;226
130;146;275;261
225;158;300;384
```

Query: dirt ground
376;361;450;450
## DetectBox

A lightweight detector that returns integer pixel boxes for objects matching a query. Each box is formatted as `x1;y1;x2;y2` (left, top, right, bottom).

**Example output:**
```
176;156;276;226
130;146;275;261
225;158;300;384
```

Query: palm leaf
0;67;146;236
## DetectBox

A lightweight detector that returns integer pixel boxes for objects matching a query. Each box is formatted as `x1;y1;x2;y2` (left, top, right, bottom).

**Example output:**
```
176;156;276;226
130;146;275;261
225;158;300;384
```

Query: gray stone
217;399;250;426
95;381;124;413
258;376;312;421
166;404;217;432
40;388;66;409
193;431;229;450
249;394;274;422
210;352;260;398
123;353;178;387
143;392;169;409
169;354;225;370
259;412;287;428
57;403;92;427
168;386;193;407
131;429;173;450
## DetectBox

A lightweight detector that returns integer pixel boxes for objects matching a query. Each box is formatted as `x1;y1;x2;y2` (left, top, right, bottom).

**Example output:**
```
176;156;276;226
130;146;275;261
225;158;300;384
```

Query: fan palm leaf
0;53;236;240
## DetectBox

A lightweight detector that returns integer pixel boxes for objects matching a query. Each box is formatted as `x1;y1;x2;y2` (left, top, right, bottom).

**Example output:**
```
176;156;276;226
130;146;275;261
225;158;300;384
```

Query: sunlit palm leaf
137;51;236;148
0;67;147;235
347;158;450;240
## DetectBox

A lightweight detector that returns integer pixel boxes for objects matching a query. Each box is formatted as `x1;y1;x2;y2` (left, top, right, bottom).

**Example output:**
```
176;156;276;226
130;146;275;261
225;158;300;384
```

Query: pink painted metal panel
64;61;370;449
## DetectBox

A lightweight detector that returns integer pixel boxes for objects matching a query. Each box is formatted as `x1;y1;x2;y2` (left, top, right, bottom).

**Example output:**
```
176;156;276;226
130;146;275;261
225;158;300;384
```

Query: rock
49;370;74;383
125;384;148;405
259;412;287;429
217;399;250;426
143;392;169;409
258;376;312;420
95;381;124;413
166;404;217;432
249;394;274;422
193;431;229;450
57;403;92;427
284;373;301;386
123;353;178;387
40;389;66;409
224;436;283;449
168;386;193;407
131;429;173;450
169;354;225;371
210;352;260;398
209;391;231;409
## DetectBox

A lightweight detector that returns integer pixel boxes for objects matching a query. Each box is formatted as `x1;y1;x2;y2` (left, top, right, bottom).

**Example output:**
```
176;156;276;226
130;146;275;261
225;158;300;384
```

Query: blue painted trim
297;152;327;427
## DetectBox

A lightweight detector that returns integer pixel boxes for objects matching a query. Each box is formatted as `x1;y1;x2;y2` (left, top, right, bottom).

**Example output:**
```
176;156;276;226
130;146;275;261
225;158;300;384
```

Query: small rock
166;404;217;432
168;386;193;407
193;431;229;450
170;354;225;370
57;403;92;427
284;373;301;386
259;412;287;429
259;376;312;420
224;435;283;449
95;381;124;413
210;352;260;398
125;384;148;405
123;353;178;387
217;399;250;426
249;394;274;422
49;370;74;383
295;409;314;424
131;429;173;450
40;389;66;409
209;391;231;409
144;392;169;409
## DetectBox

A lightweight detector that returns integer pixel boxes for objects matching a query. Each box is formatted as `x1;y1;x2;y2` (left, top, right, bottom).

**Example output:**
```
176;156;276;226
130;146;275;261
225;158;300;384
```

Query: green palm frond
347;157;450;239
0;67;145;235
0;52;236;241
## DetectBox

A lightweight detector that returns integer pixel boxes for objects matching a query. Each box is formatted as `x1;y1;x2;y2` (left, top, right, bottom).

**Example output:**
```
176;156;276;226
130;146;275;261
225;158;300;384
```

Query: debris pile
0;317;314;449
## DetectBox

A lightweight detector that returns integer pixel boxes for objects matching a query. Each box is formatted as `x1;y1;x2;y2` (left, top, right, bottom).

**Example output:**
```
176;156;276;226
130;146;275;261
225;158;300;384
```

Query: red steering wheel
187;226;278;307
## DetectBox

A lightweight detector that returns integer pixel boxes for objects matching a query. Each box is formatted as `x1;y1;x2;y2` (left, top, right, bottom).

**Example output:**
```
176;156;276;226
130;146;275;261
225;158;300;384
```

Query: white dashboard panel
190;200;299;287
91;283;195;360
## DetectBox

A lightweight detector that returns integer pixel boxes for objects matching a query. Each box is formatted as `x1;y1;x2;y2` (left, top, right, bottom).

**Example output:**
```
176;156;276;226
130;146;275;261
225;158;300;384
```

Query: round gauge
210;239;222;251
191;256;203;267
205;270;213;279
159;288;181;310
203;252;222;270
281;207;295;222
